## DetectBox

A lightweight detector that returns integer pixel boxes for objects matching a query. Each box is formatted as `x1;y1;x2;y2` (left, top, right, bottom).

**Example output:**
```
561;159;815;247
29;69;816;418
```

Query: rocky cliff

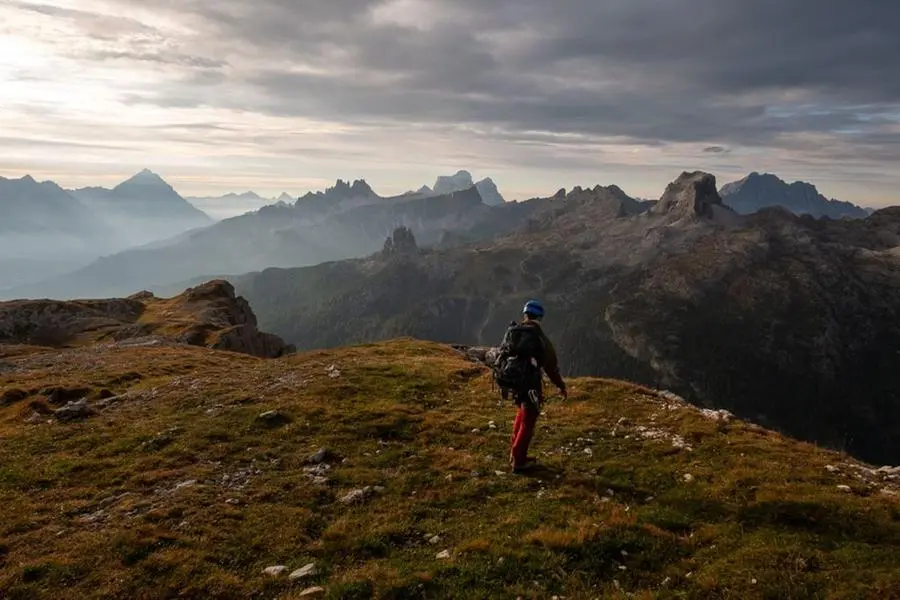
0;280;292;358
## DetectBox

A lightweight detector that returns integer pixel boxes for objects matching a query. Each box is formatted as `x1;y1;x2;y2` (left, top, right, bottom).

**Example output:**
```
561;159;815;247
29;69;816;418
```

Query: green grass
1;339;899;599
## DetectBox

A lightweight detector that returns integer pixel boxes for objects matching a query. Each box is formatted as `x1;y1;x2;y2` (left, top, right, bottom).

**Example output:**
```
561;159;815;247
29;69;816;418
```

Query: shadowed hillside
230;173;900;465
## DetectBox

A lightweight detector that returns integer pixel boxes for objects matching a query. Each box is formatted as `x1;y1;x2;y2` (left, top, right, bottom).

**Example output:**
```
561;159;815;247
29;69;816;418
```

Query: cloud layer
2;0;899;205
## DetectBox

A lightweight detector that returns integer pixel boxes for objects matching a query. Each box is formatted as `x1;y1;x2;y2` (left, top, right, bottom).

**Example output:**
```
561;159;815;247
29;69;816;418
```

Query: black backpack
493;322;545;393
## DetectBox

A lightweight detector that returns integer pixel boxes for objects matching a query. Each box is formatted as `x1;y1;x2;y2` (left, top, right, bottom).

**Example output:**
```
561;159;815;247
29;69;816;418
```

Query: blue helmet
523;299;545;319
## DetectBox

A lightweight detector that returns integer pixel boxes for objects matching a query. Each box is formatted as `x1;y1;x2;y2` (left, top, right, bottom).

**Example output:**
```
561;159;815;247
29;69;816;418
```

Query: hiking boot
511;459;539;474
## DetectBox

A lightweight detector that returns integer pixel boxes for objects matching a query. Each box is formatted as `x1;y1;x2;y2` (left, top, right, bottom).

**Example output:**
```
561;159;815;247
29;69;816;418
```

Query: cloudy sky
1;0;898;206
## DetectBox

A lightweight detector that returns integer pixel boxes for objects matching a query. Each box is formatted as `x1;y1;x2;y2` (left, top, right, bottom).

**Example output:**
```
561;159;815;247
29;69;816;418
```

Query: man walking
493;300;567;473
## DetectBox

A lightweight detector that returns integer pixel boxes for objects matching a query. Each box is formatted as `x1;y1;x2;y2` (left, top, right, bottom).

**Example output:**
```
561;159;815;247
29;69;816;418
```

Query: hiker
493;299;567;473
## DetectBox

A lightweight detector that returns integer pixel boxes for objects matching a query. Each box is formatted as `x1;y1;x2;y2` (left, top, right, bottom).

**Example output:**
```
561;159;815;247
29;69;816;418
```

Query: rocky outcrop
0;280;293;358
652;171;730;220
382;226;419;258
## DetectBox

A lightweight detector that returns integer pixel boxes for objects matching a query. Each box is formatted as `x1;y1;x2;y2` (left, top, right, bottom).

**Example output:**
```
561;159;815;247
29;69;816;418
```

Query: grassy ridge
1;339;899;599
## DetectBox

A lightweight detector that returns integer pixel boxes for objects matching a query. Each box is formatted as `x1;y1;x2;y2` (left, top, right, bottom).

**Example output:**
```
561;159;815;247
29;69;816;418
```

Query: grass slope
1;339;899;599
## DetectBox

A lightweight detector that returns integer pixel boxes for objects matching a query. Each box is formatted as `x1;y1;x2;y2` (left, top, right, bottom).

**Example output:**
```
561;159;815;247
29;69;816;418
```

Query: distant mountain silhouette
186;191;279;220
3;178;533;300
720;172;869;219
72;169;211;244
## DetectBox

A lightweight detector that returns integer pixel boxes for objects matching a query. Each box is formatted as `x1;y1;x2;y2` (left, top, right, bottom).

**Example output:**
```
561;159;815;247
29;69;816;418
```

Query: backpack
493;322;545;393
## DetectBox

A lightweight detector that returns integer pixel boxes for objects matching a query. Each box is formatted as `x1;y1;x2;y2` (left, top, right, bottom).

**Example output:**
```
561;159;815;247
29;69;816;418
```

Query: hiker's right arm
542;335;567;394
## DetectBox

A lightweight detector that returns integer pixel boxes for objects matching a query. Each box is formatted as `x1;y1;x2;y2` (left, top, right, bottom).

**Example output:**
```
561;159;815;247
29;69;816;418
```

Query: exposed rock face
0;280;292;358
652;171;728;220
433;170;476;196
382;226;419;257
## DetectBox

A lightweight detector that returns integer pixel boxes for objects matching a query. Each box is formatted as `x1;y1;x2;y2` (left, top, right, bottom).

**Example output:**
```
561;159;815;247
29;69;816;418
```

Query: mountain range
225;172;900;465
185;191;295;220
720;172;871;219
1;175;523;300
0;170;212;290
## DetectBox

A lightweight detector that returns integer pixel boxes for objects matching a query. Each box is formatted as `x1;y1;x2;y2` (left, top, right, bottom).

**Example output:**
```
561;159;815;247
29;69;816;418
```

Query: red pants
510;402;540;467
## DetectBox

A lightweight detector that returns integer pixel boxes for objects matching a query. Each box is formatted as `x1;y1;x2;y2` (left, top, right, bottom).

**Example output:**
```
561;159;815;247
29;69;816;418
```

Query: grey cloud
116;0;897;152
87;49;228;69
11;0;900;177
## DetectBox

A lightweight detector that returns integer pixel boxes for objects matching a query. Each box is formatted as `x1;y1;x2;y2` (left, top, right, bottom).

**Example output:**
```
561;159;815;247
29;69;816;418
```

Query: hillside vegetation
1;339;899;599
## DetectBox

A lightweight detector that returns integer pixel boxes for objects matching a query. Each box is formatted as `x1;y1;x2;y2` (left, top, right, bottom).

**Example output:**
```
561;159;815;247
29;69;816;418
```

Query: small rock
583;448;593;457
174;480;197;491
472;428;481;434
340;486;380;505
497;557;505;565
54;399;96;422
24;412;44;425
428;535;441;545
488;421;497;430
436;550;451;559
837;485;852;493
494;471;506;477
225;498;240;505
299;586;325;597
263;565;287;577
289;563;319;580
307;448;329;464
618;565;627;571
825;465;840;473
620;550;629;557
326;365;341;378
445;474;453;481
257;410;290;427
683;473;695;483
606;489;615;497
751;578;758;585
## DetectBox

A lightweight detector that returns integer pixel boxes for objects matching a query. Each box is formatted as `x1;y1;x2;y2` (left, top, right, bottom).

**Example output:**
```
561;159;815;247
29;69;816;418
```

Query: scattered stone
263;566;287;577
307;448;329;464
142;427;181;451
497;557;505;565
751;578;758;585
299;587;325;598
54;399;96;422
339;486;381;505
24;412;44;425
257;410;290;427
436;550;451;559
472;428;481;434
326;365;341;378
225;498;241;505
837;485;852;493
583;448;594;457
174;480;197;491
494;471;507;477
488;421;497;430
683;473;695;483
699;408;734;422
428;535;441;545
289;563;319;580
825;465;840;473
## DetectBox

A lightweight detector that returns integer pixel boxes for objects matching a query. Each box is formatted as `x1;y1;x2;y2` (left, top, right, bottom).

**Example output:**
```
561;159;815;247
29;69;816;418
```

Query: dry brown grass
0;338;898;599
